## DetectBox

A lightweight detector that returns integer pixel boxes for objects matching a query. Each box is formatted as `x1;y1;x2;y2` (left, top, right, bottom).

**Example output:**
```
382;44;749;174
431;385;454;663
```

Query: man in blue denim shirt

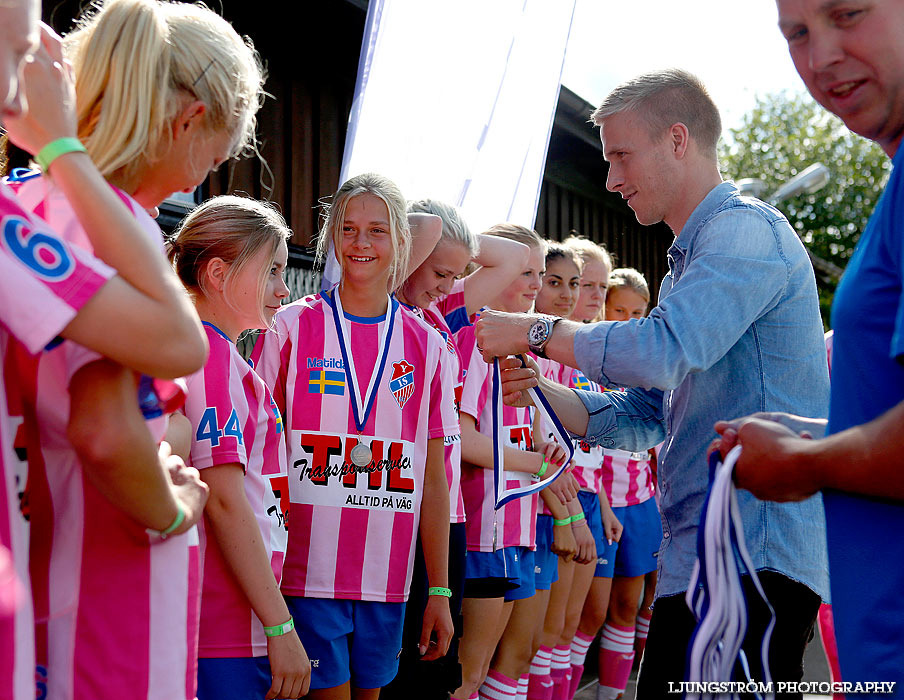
475;69;829;694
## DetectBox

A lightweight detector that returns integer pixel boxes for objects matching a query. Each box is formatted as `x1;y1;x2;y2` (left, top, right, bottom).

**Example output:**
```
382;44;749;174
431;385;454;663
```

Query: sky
560;0;808;133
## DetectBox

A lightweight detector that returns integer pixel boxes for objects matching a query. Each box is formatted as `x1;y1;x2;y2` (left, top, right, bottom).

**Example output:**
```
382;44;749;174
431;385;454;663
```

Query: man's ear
171;100;208;140
669;122;690;159
203;257;228;293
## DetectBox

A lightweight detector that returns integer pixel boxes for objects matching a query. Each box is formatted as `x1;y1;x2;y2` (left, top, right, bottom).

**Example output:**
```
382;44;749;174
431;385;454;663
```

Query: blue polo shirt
825;145;904;690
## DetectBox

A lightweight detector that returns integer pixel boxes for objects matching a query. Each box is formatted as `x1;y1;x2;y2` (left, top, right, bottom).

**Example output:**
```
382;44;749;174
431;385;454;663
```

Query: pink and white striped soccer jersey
251;292;459;603
535;357;566;387
410;301;465;524
185;324;288;658
534;356;566;446
456;324;537;552
0;180;114;700
434;278;473;336
532;357;569;517
561;366;605;495
10;175;200;700
600;390;655;508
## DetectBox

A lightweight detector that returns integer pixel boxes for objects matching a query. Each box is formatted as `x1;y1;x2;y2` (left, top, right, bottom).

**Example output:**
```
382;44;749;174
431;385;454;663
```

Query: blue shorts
577;490;619;578
464;544;526;598
611;497;662;577
197;656;271;700
504;547;536;601
533;515;559;591
285;596;405;690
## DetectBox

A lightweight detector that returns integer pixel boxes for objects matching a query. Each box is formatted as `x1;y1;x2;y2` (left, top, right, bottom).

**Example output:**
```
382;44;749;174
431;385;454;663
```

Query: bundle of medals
685;446;775;700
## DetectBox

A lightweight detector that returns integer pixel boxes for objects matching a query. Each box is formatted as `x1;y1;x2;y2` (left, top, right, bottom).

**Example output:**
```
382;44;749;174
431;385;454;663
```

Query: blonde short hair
317;173;411;293
66;0;265;181
590;69;722;159
168;195;290;328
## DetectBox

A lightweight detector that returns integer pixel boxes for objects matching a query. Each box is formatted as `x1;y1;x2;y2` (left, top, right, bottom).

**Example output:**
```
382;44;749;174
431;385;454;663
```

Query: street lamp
767;163;830;204
737;162;842;281
735;177;768;199
736;163;831;204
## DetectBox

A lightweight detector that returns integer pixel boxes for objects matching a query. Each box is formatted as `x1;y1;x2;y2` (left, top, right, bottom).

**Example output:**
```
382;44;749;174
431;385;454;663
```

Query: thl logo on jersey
268;475;289;530
309;369;345;395
389;359;415;409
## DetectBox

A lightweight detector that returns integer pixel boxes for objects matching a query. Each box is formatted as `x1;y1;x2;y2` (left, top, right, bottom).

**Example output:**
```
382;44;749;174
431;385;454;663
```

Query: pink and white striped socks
567;630;595;699
479;669;519;700
597;623;635;700
527;645;554;700
517;673;529;700
549;645;572;700
634;609;652;659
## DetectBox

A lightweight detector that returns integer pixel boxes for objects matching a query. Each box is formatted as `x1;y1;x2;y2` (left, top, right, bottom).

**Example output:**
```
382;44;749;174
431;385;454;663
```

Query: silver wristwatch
527;315;560;358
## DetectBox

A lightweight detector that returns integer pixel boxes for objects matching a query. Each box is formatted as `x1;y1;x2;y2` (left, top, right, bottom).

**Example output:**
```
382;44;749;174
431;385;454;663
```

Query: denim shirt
573;182;830;601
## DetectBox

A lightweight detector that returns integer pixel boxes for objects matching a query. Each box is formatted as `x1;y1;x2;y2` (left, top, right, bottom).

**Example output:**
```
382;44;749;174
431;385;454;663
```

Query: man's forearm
725;400;904;503
475;310;580;369
532;371;590;436
803;399;904;500
543;321;580;369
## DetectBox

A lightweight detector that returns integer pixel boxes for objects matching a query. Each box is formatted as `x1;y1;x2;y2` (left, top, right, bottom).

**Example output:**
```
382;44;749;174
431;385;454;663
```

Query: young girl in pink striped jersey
252;173;459;700
452;225;568;700
544;242;622;700
7;2;266;698
170;196;310;700
383;199;530;700
580;268;662;700
527;242;612;700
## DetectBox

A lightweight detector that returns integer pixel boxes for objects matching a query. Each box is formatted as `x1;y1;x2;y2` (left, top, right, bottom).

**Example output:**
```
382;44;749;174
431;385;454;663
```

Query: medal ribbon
684;446;775;700
330;285;397;434
492;355;574;510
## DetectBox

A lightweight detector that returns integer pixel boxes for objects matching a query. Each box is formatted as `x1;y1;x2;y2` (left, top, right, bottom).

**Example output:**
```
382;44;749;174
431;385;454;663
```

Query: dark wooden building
40;0;672;296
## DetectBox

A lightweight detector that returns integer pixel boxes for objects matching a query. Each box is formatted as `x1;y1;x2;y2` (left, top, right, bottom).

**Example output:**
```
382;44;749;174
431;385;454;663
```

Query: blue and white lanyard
685;446;775;700
329;286;396;435
492;355;574;510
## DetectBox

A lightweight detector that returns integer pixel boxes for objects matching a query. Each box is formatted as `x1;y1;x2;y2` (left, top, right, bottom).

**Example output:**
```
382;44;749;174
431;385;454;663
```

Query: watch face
528;320;548;345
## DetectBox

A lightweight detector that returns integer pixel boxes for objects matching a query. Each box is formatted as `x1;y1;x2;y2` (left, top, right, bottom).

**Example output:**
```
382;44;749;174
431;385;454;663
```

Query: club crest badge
389;359;415;409
438;330;456;355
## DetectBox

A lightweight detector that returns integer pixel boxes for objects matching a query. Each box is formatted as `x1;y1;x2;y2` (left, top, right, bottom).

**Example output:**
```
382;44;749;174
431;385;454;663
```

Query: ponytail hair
66;0;265;181
545;240;582;271
168;195;290;328
563;234;612;273
407;198;477;257
607;267;650;304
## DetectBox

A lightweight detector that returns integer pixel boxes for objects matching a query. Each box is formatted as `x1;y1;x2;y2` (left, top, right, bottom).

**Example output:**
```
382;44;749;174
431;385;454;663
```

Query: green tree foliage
719;91;891;326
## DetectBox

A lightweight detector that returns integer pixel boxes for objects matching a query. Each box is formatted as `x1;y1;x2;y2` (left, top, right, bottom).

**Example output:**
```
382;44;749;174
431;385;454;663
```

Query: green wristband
569;512;586;526
428;587;452;598
150;504;185;539
35;137;87;172
263;617;295;637
532;456;549;482
553;517;571;527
